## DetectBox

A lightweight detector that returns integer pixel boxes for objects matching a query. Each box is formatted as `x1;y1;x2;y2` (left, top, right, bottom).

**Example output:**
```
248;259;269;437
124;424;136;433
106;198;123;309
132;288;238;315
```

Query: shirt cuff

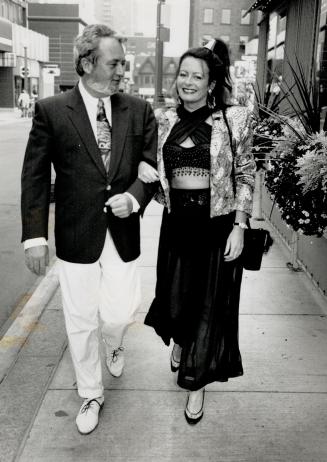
124;192;140;213
24;238;48;250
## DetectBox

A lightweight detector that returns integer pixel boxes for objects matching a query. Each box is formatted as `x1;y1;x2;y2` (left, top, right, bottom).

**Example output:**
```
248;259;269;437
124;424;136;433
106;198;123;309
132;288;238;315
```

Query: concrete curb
0;259;59;383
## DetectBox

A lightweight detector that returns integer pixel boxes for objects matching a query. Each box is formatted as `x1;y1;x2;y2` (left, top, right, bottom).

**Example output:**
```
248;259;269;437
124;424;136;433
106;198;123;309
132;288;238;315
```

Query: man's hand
138;161;159;183
106;194;133;218
25;245;49;275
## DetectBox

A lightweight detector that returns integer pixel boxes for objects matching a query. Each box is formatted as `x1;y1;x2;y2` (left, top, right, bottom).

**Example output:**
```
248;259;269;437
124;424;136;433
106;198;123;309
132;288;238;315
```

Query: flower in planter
265;126;327;236
252;116;283;170
296;131;327;194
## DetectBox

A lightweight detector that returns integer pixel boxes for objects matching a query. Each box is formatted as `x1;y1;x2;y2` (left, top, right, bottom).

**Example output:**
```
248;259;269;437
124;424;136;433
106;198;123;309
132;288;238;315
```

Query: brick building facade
189;0;255;64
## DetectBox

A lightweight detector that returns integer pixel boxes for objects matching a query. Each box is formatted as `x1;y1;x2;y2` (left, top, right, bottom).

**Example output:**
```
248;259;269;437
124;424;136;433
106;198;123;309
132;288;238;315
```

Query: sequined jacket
155;105;256;217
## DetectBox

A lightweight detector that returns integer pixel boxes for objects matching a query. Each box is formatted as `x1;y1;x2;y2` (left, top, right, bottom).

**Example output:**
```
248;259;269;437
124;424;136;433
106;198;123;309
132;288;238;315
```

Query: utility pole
23;45;28;93
154;0;167;108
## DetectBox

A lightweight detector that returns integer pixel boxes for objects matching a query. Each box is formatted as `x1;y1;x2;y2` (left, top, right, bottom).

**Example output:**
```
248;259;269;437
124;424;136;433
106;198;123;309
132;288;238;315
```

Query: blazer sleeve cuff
24;237;48;250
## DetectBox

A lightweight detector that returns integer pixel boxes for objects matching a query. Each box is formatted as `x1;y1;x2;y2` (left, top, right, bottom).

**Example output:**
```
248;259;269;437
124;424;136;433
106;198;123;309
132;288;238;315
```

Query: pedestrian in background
21;24;157;435
139;39;256;424
18;89;30;118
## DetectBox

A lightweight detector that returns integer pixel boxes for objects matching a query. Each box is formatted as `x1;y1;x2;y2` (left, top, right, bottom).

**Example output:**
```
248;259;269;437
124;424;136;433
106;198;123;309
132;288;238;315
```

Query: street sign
159;26;170;42
20;66;30;78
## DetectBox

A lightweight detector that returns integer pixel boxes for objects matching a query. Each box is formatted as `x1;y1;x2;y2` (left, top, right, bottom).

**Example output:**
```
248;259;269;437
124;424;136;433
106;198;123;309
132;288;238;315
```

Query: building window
266;11;287;82
203;8;213;24
257;11;263;23
241;10;250;25
221;9;231;24
239;35;249;52
2;1;8;19
220;35;230;44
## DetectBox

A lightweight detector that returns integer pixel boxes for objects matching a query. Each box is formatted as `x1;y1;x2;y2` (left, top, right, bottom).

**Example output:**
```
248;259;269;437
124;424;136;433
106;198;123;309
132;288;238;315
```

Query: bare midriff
171;176;209;189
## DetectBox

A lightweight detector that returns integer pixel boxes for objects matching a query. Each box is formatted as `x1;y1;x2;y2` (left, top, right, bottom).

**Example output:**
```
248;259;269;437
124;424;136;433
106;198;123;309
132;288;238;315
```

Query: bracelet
234;222;247;229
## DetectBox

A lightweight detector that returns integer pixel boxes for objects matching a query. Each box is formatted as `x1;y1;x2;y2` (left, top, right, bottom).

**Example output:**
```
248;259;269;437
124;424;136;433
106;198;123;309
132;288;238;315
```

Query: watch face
235;222;247;229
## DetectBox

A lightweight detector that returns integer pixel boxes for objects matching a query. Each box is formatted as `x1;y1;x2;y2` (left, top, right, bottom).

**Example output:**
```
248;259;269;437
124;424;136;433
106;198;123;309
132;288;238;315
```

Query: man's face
83;37;126;97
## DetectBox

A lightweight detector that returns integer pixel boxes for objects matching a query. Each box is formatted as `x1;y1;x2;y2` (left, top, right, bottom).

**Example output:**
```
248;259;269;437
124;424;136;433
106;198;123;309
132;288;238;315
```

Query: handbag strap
222;109;251;229
222;108;236;196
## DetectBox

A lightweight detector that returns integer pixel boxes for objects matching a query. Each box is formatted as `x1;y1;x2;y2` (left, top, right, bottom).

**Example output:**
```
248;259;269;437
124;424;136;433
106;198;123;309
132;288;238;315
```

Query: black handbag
242;222;274;270
222;109;273;271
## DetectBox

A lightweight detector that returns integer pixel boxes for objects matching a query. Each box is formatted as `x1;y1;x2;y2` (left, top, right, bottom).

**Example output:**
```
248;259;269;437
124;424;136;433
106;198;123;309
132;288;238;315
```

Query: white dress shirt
24;80;140;250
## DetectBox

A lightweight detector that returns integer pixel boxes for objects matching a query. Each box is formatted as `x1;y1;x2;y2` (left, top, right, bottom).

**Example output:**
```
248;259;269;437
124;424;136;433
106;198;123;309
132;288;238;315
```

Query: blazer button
103;207;107;213
106;184;111;191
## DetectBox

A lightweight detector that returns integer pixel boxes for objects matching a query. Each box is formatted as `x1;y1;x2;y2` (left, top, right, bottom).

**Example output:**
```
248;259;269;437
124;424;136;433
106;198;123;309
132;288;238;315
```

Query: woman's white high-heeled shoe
184;389;205;425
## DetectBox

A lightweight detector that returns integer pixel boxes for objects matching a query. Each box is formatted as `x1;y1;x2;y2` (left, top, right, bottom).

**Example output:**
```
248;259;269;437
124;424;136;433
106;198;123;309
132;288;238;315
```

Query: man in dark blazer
21;24;157;435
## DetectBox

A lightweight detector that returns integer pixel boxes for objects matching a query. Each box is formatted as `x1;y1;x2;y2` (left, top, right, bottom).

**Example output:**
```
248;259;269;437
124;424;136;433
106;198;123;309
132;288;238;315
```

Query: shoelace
111;346;124;363
81;398;101;414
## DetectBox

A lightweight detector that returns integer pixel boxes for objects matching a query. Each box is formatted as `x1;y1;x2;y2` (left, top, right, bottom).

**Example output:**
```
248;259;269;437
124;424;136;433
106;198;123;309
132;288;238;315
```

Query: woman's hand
138;161;159;183
224;226;244;262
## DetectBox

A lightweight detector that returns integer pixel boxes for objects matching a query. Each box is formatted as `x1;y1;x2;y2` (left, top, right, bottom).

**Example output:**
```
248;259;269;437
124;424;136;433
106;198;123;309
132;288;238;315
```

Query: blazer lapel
66;86;107;178
107;93;129;183
211;110;230;161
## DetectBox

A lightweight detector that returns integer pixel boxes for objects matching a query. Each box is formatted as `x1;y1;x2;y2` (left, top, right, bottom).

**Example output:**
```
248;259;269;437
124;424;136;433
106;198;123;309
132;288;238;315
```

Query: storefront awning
243;0;279;17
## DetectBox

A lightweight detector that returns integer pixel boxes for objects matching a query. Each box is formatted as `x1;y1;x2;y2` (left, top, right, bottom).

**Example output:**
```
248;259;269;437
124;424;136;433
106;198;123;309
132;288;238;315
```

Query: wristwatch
234;222;247;229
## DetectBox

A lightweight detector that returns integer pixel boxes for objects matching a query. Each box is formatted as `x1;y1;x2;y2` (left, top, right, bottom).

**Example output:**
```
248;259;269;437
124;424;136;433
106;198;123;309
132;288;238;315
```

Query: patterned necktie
96;98;111;173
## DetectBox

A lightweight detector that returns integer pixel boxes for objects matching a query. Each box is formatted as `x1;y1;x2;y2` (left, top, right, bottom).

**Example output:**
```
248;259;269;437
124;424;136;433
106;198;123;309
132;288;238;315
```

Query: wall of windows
0;0;26;26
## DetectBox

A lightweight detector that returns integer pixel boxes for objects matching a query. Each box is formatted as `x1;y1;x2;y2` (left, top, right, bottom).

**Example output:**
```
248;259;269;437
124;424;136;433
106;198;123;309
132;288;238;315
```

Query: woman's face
176;56;210;111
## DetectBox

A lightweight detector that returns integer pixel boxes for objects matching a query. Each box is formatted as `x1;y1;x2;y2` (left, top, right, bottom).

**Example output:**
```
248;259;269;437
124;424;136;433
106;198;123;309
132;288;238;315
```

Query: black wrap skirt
144;188;244;391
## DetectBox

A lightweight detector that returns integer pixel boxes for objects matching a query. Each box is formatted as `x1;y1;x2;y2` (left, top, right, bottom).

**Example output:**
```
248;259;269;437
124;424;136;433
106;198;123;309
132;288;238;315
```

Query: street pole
23;45;28;94
154;0;164;108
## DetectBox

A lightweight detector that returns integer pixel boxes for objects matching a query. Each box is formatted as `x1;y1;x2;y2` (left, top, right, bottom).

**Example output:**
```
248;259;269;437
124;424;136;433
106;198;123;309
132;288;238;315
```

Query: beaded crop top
163;143;210;180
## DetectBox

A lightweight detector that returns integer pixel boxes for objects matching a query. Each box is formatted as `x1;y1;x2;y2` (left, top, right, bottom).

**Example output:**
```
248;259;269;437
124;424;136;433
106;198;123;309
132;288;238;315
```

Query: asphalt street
0;119;55;334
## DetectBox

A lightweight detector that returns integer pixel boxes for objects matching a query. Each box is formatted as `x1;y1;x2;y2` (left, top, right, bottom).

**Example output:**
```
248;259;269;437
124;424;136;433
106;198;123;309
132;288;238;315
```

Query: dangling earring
207;88;216;110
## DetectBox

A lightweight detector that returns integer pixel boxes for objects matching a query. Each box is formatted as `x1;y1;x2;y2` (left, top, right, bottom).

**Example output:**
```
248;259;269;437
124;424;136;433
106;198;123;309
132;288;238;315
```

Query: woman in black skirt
138;39;256;424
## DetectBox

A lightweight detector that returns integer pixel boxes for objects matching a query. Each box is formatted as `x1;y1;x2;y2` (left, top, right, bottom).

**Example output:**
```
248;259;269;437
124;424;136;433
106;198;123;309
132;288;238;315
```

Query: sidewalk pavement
0;108;31;125
1;200;327;462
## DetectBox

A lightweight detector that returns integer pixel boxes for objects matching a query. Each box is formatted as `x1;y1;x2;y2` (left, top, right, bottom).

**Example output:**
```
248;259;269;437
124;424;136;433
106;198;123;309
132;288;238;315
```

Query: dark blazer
21;86;158;263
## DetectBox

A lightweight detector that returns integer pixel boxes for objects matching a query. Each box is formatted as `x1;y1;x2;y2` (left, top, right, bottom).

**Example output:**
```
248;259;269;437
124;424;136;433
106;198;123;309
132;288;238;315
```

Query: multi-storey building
0;0;49;108
125;34;155;56
28;0;93;93
94;0;112;27
133;55;178;99
189;0;255;64
94;0;135;35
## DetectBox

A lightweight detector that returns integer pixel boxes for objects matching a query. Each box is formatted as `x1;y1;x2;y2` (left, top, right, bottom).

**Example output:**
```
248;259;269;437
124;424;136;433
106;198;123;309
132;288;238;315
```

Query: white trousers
58;230;141;399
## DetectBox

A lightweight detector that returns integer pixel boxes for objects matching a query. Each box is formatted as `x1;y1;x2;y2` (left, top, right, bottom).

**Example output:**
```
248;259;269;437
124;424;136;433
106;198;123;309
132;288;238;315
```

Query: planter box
261;185;327;298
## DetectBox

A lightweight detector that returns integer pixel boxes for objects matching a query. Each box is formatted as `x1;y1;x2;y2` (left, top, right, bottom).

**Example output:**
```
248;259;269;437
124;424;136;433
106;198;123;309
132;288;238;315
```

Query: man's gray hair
74;24;123;76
